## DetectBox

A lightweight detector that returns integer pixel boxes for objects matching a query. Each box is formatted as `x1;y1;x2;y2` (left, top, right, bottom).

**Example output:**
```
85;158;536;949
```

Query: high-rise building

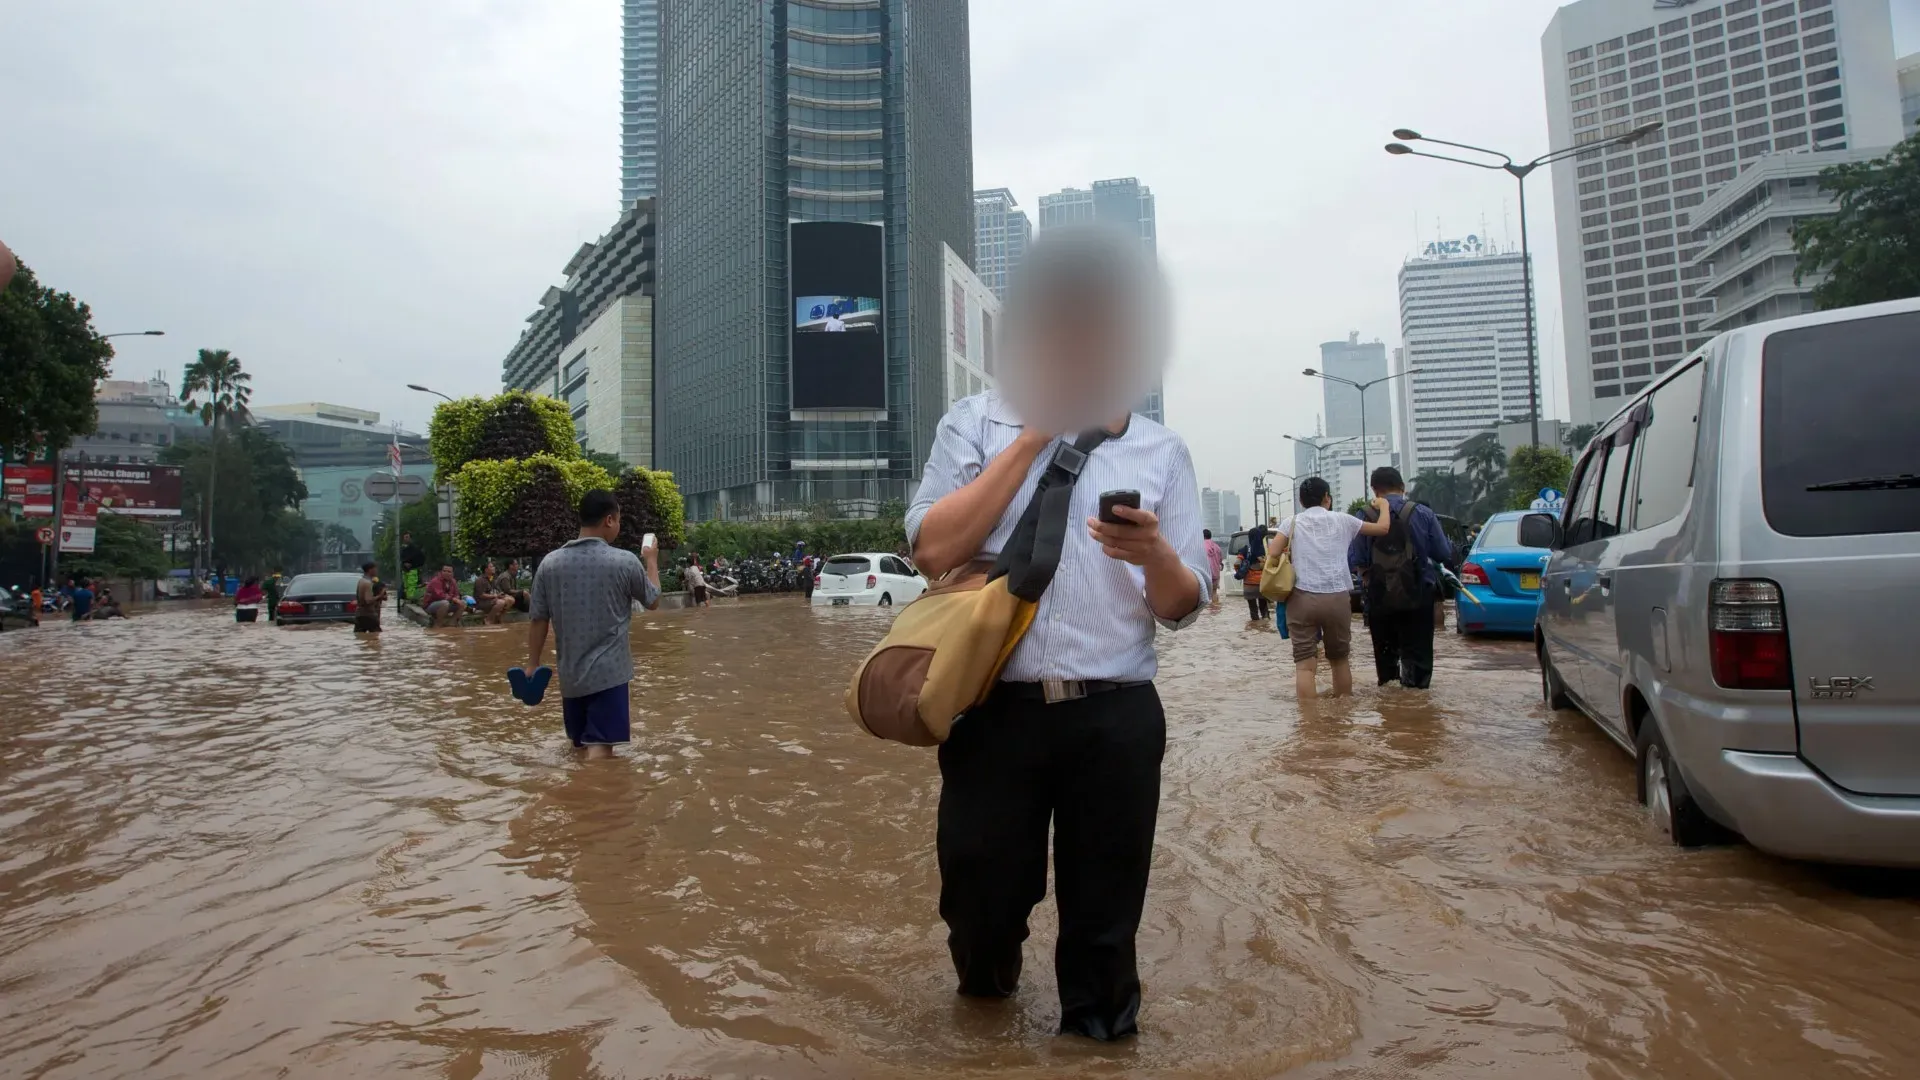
942;242;998;409
972;188;1031;301
1037;176;1161;422
1220;489;1243;535
501;201;657;467
1543;0;1905;424
1899;51;1920;132
1318;333;1392;449
657;0;973;520
620;0;660;207
1397;238;1538;476
1688;146;1892;332
1038;178;1156;253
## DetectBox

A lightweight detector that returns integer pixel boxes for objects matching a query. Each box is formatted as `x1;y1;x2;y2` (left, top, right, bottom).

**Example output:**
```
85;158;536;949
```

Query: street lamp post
406;383;455;403
1299;368;1413;484
1284;433;1365;506
1385;121;1663;449
102;330;166;340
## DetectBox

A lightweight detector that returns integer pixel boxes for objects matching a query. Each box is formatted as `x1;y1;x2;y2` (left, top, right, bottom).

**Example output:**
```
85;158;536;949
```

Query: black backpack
1365;500;1426;613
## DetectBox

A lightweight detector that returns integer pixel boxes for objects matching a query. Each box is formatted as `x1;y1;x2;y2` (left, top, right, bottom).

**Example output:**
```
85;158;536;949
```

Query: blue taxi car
1454;510;1556;636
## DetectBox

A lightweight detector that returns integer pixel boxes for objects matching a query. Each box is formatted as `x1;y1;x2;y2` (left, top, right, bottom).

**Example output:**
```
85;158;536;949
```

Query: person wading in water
906;224;1209;1041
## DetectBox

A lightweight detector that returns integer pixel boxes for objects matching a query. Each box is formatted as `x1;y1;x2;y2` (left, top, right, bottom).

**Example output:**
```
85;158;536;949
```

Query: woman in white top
1271;477;1390;698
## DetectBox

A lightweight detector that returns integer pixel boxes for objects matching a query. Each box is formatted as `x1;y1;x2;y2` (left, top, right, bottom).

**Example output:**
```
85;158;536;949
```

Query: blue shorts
562;683;631;747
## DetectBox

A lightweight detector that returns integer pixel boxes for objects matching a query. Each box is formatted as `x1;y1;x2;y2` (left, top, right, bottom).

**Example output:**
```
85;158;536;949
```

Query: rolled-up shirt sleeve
905;401;985;548
1152;442;1211;630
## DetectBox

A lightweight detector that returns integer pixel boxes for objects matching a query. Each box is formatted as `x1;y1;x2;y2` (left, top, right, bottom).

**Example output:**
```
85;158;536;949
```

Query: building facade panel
1542;0;1904;424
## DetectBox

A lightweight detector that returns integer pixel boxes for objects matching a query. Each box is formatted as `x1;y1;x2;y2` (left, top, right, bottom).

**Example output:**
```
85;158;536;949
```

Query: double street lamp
1300;367;1413;484
1384;120;1664;449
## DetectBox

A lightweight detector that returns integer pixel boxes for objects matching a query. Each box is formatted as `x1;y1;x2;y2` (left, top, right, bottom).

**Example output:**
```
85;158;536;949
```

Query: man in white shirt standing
1271;477;1389;698
907;224;1210;1042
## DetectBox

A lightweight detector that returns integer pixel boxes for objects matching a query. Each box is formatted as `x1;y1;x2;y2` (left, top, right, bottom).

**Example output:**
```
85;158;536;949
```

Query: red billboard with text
60;463;184;518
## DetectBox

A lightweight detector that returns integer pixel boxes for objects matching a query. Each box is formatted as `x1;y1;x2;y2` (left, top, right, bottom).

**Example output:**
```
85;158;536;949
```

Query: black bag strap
989;428;1115;602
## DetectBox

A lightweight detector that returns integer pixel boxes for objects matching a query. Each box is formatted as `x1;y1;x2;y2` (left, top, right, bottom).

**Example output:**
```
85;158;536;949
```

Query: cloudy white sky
3;0;1915;499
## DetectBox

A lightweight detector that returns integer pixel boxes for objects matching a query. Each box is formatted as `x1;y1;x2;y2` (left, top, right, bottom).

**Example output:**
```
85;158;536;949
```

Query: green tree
63;511;169;581
1505;444;1575;511
0;260;115;460
179;349;254;572
1346;497;1370;515
1562;423;1597;454
1408;468;1471;519
1453;431;1509;502
161;424;307;575
583;449;628;477
318;522;360;559
1792;133;1920;309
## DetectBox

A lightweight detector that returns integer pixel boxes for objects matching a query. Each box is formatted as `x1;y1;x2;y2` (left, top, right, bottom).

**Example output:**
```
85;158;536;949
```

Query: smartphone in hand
641;533;657;553
1098;490;1142;524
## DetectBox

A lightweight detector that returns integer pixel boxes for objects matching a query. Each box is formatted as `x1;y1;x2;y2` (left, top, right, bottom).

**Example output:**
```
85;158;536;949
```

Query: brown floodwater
3;600;1918;1079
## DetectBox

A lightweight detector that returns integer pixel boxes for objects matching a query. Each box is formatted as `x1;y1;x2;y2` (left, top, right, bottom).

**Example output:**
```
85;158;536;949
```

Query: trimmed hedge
428;391;577;481
451;454;615;559
684;517;907;562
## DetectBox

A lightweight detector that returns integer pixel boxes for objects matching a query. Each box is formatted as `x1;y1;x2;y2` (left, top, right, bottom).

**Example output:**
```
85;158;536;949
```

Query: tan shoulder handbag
845;429;1112;745
1261;543;1296;602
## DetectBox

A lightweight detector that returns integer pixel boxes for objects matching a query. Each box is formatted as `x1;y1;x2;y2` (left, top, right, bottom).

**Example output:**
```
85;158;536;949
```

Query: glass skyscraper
657;0;973;520
971;187;1031;301
620;0;660;207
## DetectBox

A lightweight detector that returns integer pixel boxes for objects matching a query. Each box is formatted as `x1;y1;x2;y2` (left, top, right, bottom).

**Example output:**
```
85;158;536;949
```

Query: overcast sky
4;0;1915;499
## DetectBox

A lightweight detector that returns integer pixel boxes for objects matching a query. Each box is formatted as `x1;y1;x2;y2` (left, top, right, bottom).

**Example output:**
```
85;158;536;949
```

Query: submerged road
2;600;1916;1078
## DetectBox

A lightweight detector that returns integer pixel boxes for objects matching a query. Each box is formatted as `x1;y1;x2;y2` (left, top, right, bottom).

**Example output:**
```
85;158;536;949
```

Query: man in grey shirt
527;489;661;758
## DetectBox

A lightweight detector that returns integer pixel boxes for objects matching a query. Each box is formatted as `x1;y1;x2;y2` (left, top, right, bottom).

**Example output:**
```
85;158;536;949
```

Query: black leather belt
997;679;1150;705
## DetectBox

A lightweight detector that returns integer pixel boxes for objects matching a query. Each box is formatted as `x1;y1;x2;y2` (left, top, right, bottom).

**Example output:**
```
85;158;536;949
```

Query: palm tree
180;349;253;574
1453;431;1509;502
1562;423;1598;455
1409;467;1470;519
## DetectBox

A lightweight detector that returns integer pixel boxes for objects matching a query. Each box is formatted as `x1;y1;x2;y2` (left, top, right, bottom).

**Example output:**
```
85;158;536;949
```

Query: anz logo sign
1654;0;1705;9
1422;235;1485;259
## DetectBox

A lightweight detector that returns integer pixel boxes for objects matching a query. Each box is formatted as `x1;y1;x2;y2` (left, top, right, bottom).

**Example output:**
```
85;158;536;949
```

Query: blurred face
439;566;453;580
1004;287;1149;434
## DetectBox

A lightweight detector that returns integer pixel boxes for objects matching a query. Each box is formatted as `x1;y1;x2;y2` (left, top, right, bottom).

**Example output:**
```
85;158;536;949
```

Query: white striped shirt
906;392;1211;683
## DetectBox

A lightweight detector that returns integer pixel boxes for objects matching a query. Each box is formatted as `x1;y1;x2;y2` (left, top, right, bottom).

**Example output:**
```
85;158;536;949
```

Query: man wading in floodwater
526;489;661;759
907;224;1210;1041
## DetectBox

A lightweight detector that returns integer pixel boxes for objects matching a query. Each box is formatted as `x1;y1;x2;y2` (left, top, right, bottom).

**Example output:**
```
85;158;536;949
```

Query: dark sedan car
276;572;364;625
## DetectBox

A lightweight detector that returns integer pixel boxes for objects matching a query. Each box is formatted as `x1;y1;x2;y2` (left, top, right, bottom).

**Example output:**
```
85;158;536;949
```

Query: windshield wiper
1806;473;1920;492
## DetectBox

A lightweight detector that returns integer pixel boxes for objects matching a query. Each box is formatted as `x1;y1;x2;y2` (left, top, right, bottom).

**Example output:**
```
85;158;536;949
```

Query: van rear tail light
1458;562;1490;586
1709;579;1790;690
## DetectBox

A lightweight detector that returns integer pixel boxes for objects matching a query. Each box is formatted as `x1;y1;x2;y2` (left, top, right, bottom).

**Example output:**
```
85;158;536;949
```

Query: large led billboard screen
791;221;885;410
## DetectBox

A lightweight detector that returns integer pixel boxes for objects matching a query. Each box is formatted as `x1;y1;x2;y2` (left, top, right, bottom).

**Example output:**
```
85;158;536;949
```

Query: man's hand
1013;428;1054;455
1089;504;1173;568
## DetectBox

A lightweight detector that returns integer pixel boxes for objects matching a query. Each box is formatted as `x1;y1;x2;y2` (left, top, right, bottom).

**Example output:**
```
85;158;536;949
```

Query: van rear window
1761;311;1920;537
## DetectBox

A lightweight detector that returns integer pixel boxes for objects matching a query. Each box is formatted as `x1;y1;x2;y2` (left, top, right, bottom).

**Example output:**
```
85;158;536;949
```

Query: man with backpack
1349;466;1457;689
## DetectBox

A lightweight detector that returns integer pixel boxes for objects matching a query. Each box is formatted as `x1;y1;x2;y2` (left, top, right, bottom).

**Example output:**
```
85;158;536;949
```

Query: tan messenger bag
845;428;1113;745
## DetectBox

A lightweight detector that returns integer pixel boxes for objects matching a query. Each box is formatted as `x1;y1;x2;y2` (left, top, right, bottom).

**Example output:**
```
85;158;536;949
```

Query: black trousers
1244;591;1269;621
937;682;1166;1041
1368;584;1436;688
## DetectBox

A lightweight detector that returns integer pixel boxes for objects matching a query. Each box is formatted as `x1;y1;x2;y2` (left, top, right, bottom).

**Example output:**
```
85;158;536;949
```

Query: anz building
657;0;974;520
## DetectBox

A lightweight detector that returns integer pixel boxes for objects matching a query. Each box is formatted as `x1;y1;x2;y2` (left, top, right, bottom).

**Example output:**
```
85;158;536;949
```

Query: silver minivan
1536;297;1920;866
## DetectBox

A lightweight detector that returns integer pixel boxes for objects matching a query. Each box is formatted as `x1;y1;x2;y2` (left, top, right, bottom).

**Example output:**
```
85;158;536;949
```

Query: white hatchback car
811;553;927;608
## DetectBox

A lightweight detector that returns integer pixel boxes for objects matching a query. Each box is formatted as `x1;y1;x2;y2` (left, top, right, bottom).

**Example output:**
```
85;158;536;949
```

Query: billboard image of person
791;221;886;410
795;295;880;333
